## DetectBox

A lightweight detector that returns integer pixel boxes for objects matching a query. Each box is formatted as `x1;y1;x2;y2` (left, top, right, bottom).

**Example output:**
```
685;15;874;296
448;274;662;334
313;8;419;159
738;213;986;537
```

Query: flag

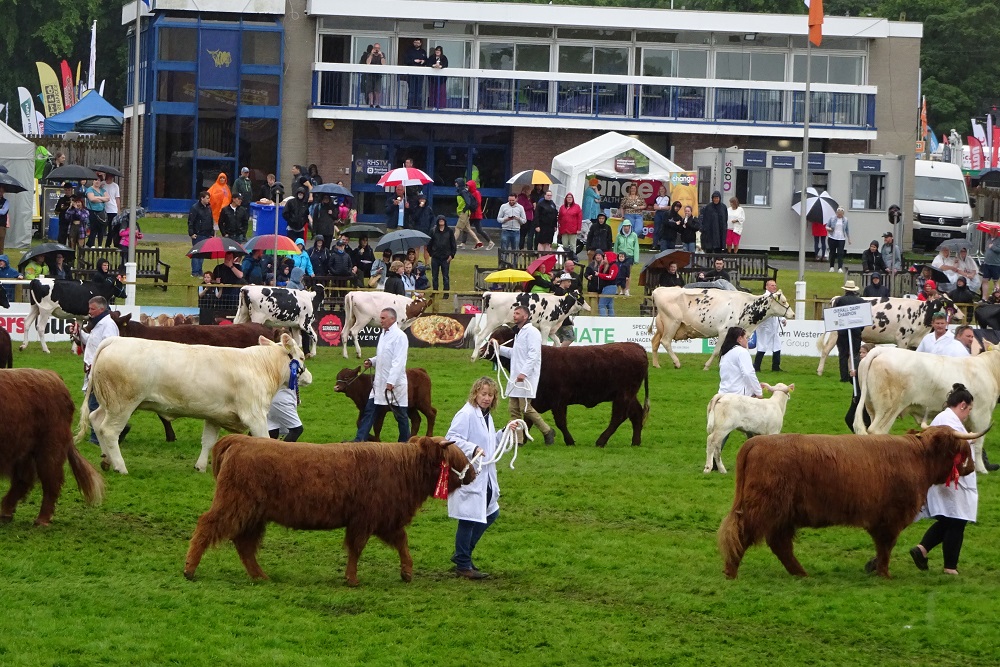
60;60;76;108
969;136;984;171
804;0;824;47
994;126;1000;168
920;97;928;148
36;62;65;116
35;111;45;136
88;21;97;91
927;128;939;153
973;119;987;145
18;87;39;134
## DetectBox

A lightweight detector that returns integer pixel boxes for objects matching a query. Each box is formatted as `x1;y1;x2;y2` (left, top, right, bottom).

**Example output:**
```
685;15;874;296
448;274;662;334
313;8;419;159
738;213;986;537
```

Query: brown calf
184;434;474;586
1;369;104;524
334;366;437;439
718;426;980;579
0;328;11;368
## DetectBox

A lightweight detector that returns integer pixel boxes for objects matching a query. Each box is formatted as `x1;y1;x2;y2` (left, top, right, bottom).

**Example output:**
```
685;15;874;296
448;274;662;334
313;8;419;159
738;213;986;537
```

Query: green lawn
3;347;1000;666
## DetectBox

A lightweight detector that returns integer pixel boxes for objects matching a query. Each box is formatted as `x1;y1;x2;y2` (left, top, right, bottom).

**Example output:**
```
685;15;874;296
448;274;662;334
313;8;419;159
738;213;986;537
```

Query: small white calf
704;382;795;474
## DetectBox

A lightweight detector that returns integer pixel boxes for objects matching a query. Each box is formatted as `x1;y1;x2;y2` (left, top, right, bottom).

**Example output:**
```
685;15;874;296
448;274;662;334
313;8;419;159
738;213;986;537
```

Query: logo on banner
612;149;650;174
318;313;343;346
207;49;232;67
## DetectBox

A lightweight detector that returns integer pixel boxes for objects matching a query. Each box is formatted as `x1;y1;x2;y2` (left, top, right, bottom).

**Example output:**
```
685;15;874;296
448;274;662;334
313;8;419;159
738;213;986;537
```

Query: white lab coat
368;323;408;407
923;407;977;522
916;330;960;356
718;346;762;396
80;312;119;391
754;314;784;354
446;402;503;523
266;386;301;430
497;323;541;399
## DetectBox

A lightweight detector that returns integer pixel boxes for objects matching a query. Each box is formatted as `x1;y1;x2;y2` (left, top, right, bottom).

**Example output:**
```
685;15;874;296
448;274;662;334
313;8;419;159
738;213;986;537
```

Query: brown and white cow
2;368;105;525
341;291;429;358
718;426;980;579
815;296;962;375
467;291;591;360
646;286;794;369
183;434;475;587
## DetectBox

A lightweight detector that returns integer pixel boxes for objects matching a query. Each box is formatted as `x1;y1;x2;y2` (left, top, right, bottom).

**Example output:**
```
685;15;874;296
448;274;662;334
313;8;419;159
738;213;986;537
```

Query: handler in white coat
910;383;977;575
353;307;410;442
497;304;555;445
447;377;506;580
752;278;785;373
71;296;125;446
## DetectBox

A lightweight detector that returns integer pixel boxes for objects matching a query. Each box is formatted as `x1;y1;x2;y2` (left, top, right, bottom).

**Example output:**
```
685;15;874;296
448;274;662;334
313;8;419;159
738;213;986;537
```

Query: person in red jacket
467;180;493;250
596;251;620;317
558;193;583;256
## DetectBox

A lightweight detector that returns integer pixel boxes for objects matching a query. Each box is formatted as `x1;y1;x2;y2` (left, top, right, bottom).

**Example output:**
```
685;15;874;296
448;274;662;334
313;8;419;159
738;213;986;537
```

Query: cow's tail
646;301;658;335
852;347;883;435
66;442;106;505
717;437;755;578
212;435;240;479
641;363;650;425
3;341;11;369
75;381;94;443
706;393;722;433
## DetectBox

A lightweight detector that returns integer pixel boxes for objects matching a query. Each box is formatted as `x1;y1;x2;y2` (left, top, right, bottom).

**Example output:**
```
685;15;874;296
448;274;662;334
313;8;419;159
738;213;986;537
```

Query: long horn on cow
955;424;993;440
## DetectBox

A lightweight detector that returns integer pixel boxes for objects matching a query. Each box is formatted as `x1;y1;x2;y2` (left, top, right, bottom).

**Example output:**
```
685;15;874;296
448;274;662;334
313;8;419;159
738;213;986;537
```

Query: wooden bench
688;252;776;291
71;247;171;290
845;269;917;298
497;248;574;271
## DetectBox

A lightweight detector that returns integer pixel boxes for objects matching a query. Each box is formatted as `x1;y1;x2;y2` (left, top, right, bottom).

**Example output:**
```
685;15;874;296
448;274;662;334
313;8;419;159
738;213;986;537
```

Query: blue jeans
814;235;827;258
625;213;644;235
500;229;520;252
682;241;696;253
453;486;498;571
190;235;210;275
599;284;617;316
431;257;451;290
88;391;100;445
354;396;410;442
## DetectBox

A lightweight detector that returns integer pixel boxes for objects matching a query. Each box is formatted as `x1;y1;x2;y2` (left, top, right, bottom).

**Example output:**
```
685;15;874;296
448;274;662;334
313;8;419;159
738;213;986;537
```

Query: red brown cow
334;366;437;440
0;327;11;368
480;326;649;447
108;312;282;442
718;426;981;579
183;434;475;586
1;368;105;524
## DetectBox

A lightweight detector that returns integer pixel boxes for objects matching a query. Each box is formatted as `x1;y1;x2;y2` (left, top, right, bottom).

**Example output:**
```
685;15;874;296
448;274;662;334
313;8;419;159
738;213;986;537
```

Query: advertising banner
199;30;240;89
35;62;64;117
0;305;139;342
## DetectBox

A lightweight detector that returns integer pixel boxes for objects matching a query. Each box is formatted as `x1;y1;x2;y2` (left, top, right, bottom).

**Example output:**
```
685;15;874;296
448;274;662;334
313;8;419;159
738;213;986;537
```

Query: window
715;52;749;80
238;119;278;181
516;44;550;71
698;166;713;206
559;46;592;74
636;31;711;45
478;24;552;39
157;71;197;103
716;52;785;80
242;31;280;65
159;28;197;61
479;43;513;70
557;28;631;41
153;115;195;199
735;168;770;206
793;170;830;195
240;74;280;106
793;54;864;85
851;173;885;210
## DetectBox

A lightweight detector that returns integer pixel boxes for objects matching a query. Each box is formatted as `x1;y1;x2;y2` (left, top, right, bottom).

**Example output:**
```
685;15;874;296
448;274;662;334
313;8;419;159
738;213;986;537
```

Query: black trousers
920;516;968;570
836;328;862;382
754;350;781;371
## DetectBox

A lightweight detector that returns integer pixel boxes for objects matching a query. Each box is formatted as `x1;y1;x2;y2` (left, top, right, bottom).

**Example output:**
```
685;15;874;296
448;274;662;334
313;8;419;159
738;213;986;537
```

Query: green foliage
5;346;1000;665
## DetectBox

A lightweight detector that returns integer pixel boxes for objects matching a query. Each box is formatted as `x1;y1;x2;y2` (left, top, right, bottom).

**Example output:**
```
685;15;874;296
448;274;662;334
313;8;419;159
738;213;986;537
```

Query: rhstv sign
823;302;873;331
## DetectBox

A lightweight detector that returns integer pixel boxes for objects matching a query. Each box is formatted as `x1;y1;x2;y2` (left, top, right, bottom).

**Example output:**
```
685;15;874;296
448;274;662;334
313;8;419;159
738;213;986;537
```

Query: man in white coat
753;278;785;373
71;296;127;445
354;307;410;442
497;305;555;445
916;312;959;356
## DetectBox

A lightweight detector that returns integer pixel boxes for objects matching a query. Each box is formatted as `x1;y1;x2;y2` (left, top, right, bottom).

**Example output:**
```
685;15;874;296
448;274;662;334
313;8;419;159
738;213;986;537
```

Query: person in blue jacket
290;238;315;278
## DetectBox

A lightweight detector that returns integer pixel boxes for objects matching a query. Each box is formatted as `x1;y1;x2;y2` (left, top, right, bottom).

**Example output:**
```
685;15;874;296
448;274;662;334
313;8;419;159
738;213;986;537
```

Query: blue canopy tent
43;92;123;135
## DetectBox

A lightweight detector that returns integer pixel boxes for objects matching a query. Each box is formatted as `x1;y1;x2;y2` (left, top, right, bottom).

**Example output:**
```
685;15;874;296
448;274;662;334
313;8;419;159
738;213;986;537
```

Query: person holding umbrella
22;254;49;280
55;181;76;245
219;192;250;243
188;191;215;277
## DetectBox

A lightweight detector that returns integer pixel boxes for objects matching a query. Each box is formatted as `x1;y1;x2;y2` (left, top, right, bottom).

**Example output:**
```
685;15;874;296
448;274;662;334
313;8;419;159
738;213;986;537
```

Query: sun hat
841;280;859;291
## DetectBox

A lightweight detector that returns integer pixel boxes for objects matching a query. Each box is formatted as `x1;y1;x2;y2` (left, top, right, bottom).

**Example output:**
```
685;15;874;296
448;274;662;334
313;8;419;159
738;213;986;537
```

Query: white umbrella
791;188;839;224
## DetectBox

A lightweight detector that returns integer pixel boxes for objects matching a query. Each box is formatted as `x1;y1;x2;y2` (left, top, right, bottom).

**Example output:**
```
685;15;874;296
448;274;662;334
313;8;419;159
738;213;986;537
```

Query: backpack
461;189;476;212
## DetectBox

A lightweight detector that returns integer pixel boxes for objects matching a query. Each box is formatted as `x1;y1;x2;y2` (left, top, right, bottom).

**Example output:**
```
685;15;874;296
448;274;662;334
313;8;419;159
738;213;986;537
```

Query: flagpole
795;37;812;318
125;1;142;305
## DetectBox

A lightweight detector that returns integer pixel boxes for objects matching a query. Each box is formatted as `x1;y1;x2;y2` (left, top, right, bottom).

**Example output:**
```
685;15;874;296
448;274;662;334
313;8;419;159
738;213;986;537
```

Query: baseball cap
882;231;893;238
336;238;346;246
232;192;243;199
558;273;573;282
925;279;938;290
241;167;249;174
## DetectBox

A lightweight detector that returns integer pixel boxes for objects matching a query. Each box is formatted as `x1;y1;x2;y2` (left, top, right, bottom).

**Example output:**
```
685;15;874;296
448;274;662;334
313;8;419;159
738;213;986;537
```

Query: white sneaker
624;289;631;296
457;243;465;249
486;241;495;250
829;267;835;272
838;268;844;273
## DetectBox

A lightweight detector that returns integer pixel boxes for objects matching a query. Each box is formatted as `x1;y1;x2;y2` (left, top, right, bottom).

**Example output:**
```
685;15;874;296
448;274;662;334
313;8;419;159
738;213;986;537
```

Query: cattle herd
0;280;994;584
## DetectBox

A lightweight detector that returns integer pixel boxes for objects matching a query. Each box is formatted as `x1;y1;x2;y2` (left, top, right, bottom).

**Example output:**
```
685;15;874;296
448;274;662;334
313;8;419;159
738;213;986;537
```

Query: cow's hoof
0;515;12;524
183;570;196;581
401;570;412;583
703;467;712;474
18;345;27;352
345;578;359;588
33;518;52;527
194;465;207;473
100;459;111;472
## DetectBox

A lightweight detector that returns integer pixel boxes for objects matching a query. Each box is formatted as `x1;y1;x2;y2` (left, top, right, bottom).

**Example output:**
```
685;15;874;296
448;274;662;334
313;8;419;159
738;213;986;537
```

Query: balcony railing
311;63;876;129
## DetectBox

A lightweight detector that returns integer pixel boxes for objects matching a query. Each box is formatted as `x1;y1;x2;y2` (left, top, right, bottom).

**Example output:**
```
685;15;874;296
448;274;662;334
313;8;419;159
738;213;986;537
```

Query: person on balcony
361;43;385;108
404;38;428;109
427;46;449;109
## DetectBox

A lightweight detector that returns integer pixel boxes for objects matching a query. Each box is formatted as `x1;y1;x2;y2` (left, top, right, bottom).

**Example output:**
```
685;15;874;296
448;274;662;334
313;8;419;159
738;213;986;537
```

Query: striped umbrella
377;167;433;188
507;169;562;186
244;234;302;255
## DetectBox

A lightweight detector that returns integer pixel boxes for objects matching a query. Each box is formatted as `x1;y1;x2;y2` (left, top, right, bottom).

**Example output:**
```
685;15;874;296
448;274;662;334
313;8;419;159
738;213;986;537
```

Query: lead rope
452;419;533;482
488;338;534;399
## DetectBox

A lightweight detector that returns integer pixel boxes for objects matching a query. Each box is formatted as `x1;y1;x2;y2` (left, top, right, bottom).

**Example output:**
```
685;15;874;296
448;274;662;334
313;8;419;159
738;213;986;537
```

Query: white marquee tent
0;120;36;250
550;131;684;204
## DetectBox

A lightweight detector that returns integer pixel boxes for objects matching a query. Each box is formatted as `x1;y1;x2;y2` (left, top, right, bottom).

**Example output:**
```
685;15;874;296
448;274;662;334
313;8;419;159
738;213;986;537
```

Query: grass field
4;344;1000;666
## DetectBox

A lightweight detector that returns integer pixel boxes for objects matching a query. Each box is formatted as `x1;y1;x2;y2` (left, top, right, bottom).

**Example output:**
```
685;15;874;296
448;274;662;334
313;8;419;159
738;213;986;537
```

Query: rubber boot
771;351;783;372
753;350;764;372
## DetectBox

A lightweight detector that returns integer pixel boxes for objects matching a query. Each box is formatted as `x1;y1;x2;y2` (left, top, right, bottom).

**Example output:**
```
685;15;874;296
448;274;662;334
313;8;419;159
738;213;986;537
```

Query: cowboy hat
841;280;859;291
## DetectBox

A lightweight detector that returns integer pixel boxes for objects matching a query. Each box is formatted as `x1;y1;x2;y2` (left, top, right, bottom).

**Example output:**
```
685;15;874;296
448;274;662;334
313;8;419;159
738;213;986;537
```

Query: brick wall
511;128;599;176
306;119;355;187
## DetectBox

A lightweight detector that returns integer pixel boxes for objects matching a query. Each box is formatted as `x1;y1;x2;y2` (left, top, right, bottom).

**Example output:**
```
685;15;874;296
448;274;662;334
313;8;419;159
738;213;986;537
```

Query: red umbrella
977;221;1000;236
526;253;558;276
244;234;302;255
377;167;433;188
187;237;247;259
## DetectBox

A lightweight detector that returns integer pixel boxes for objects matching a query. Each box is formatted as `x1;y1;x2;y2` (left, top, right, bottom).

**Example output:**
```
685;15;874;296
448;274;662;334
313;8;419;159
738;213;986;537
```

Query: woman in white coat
752;278;785;373
910;383;977;575
718;326;762;398
447;377;506;580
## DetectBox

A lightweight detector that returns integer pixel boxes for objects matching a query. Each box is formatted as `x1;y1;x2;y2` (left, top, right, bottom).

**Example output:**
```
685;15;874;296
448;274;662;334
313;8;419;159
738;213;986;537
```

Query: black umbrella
340;224;385;239
374;229;431;254
913;264;950;284
311;183;353;198
791;188;839;224
638;249;692;287
0;172;28;194
936;238;973;253
91;164;123;177
187;237;247;259
47;164;99;181
17;243;76;271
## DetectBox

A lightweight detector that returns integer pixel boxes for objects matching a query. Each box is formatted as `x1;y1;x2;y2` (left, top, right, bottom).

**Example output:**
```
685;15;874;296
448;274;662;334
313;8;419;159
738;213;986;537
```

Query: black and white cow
467;291;591;360
646;286;794;369
233;285;324;357
19;278;126;353
815;296;963;375
975;304;1000;330
0;286;9;309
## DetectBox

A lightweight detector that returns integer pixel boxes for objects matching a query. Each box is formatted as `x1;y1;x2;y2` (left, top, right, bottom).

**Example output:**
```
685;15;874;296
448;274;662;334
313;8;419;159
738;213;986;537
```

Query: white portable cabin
691;148;906;254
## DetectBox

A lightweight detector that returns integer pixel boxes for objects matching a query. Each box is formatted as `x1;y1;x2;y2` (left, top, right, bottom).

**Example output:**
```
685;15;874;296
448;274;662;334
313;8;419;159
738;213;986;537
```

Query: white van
911;160;973;249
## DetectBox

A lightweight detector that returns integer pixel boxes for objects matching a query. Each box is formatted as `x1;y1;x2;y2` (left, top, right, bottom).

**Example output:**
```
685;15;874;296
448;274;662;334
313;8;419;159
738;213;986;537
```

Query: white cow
705;382;794;474
646;286;794;369
233;285;324;357
467;291;590;360
854;346;1000;474
815;296;962;375
342;291;430;358
76;333;311;475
